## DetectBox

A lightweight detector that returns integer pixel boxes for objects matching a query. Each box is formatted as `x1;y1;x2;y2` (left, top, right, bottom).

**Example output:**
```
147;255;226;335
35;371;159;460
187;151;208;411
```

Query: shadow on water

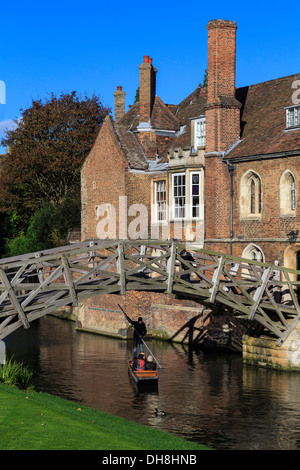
4;315;300;450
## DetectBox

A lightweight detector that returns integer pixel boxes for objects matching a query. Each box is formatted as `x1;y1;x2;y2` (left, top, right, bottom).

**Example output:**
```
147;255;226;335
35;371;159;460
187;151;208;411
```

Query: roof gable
85;115;148;171
151;96;180;130
114;123;148;170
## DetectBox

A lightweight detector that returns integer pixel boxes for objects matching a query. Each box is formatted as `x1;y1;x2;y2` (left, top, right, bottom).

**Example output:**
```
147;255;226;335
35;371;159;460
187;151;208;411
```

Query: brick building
79;19;300;348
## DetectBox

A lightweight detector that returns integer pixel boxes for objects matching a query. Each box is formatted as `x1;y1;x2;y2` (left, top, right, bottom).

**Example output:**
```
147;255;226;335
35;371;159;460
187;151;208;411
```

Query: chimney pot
149;57;152;65
117;86;122;91
143;55;150;63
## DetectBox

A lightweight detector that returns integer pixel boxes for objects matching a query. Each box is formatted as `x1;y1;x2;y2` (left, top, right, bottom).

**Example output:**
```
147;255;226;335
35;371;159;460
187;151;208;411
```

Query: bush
0;356;34;391
2;194;81;257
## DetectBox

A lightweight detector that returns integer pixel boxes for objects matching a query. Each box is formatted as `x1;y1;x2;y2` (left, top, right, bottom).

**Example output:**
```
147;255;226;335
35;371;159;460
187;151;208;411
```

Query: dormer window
194;116;206;148
286;106;300;129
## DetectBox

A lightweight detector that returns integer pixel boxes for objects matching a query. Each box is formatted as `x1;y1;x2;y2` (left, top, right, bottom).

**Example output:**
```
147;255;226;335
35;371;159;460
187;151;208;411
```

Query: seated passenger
145;355;156;370
133;353;145;371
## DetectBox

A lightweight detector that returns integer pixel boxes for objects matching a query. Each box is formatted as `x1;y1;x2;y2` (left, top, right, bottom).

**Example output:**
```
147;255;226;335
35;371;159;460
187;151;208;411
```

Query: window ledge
240;214;262;220
170;218;201;223
285;125;300;132
280;212;296;218
151;221;168;226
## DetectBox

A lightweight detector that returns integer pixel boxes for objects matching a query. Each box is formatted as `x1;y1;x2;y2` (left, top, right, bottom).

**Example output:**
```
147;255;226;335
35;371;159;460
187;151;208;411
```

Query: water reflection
4;315;300;450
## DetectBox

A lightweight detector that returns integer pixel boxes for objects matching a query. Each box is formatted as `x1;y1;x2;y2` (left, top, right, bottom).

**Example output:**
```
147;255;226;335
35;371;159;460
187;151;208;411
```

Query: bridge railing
0;239;300;345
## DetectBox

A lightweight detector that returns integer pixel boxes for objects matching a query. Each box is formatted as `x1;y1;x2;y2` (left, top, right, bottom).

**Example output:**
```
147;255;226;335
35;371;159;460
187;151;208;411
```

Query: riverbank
0;383;210;450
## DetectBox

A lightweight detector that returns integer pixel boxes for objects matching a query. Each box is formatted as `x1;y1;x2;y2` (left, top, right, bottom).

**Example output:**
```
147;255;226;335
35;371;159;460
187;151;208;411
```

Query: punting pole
118;304;163;369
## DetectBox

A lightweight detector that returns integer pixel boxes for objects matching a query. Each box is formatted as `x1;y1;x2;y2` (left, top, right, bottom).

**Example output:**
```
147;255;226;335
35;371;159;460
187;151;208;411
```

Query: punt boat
128;360;158;385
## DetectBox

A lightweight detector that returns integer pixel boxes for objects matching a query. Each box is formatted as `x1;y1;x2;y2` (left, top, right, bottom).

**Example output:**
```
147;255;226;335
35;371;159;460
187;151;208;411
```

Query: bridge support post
0;340;6;364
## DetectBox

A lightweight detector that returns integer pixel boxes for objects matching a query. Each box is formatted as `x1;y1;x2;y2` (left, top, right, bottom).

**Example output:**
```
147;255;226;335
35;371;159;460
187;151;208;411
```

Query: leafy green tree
199;69;208;88
128;87;139;108
3;195;81;257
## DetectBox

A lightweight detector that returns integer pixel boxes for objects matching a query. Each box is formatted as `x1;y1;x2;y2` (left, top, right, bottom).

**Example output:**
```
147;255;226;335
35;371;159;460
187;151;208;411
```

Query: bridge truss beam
0;239;300;346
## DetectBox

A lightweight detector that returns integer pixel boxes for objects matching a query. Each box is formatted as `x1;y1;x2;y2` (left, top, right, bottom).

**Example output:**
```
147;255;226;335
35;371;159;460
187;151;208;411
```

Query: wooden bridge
0;239;300;347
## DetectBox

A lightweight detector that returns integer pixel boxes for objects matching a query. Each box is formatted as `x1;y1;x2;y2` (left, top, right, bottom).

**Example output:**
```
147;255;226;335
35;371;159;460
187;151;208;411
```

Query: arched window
280;170;296;215
240;170;262;218
242;244;264;263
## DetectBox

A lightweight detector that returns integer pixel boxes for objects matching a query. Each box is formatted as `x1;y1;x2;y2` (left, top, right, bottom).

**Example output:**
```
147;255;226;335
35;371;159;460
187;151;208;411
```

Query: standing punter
132;316;147;359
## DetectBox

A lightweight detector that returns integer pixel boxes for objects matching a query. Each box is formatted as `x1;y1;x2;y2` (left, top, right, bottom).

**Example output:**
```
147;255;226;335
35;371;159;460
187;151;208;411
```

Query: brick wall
81;114;154;241
125;171;152;239
205;156;300;266
78;291;245;350
205;155;231;240
234;158;300;240
81;116;127;240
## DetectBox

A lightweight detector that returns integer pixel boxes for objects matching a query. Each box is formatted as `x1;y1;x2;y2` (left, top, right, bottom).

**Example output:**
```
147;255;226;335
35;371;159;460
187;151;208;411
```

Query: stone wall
243;323;300;370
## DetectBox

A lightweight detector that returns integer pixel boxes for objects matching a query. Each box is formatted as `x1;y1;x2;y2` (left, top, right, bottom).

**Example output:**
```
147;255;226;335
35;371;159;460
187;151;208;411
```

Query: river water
4;315;300;450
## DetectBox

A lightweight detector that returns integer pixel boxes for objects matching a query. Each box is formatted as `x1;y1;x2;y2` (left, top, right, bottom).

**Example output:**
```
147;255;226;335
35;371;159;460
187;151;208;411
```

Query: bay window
171;171;201;219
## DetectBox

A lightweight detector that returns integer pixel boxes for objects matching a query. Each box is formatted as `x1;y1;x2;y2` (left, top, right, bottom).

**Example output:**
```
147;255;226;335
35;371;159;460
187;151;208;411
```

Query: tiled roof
114;72;300;165
174;86;208;124
151;96;180;130
227;73;300;160
165;86;208;150
118;96;180;131
117;101;140;129
113;122;148;170
116;96;181;161
115;87;207;162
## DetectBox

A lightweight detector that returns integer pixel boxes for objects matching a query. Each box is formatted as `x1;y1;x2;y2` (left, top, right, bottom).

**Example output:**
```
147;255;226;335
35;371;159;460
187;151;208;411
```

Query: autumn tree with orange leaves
0;91;111;255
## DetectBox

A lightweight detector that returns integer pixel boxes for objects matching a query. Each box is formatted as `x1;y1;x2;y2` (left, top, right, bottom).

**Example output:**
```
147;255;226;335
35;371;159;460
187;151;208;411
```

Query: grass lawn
0;383;210;450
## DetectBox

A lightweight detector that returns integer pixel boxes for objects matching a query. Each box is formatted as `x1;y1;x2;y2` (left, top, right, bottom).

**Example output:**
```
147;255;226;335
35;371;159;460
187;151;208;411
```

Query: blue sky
0;0;299;152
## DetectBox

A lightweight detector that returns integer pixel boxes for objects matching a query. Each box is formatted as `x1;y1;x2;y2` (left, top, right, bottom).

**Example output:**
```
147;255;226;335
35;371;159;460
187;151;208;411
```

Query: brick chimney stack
205;19;241;247
205;19;241;153
139;55;157;124
113;86;126;122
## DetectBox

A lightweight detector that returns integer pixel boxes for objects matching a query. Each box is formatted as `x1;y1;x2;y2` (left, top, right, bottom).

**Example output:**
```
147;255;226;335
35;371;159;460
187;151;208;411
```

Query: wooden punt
128;360;158;385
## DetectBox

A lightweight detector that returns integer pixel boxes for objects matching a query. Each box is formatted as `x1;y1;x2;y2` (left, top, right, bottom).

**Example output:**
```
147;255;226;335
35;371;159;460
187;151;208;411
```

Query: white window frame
154;180;167;222
172;172;186;219
194;116;206;148
190;172;201;219
286;106;300;128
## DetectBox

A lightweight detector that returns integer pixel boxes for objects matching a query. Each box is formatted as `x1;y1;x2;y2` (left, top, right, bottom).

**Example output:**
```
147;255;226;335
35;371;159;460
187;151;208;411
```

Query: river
4;315;300;450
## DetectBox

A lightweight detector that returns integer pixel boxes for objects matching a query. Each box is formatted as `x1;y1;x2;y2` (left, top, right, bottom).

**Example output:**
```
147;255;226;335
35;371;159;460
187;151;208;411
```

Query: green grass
0;383;210;450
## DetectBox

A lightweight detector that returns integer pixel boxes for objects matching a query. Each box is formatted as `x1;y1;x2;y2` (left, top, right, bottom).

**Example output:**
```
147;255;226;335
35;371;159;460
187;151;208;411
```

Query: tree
0;91;111;214
3;197;81;257
128;87;139;109
199;69;208;88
